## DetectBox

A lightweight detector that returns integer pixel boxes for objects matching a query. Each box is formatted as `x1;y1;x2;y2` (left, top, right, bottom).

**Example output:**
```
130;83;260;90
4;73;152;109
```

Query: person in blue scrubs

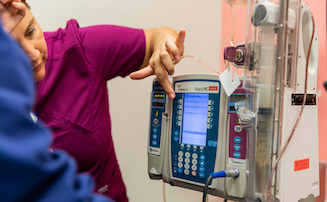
0;2;114;202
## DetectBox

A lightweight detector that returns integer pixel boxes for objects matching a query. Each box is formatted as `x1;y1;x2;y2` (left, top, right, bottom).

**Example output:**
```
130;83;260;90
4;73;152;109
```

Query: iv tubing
266;2;315;201
231;5;236;45
173;55;222;74
222;5;236;48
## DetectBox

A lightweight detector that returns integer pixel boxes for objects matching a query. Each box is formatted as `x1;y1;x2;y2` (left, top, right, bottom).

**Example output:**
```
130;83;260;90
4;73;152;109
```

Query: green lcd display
154;93;165;99
229;94;246;103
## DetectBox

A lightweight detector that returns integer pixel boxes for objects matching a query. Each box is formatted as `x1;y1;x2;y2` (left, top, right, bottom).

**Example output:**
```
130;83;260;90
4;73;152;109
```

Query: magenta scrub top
35;20;145;202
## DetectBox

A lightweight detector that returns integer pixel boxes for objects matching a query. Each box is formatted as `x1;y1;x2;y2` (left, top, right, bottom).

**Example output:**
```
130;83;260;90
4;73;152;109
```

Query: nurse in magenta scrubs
4;0;185;201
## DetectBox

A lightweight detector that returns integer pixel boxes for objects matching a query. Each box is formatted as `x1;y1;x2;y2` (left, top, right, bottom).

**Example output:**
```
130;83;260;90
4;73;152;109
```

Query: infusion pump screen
181;93;209;147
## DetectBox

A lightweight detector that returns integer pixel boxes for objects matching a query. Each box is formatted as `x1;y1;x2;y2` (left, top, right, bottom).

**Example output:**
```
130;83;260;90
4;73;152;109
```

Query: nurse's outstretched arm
130;27;185;99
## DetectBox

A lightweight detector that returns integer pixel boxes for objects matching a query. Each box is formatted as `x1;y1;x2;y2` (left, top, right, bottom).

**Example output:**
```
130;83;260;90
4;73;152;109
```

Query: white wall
27;0;223;201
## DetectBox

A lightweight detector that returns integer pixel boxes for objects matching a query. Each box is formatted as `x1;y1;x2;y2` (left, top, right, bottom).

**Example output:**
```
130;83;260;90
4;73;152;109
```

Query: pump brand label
228;158;246;166
294;158;310;172
175;81;219;94
149;147;160;155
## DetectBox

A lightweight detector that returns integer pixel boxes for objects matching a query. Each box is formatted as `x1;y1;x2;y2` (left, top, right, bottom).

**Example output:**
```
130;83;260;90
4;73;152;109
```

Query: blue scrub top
0;20;113;202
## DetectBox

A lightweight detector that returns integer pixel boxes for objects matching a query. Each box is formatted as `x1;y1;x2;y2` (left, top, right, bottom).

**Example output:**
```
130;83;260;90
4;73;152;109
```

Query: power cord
202;169;240;202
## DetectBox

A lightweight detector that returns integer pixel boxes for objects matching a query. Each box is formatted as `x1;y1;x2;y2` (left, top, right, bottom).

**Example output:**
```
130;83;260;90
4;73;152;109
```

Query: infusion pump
148;74;251;201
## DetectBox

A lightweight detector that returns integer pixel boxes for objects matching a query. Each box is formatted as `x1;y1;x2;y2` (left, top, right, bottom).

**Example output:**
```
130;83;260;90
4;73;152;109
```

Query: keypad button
184;164;190;169
199;161;205;166
199;166;205;172
185;158;190;164
207;124;213;129
192;153;198;159
234;125;242;132
199;172;205;178
178;157;183;162
200;154;206;161
234;136;242;143
185;152;191;158
184;169;190;175
178;151;183;156
186;145;191;151
192;159;198;165
152;140;157;146
191;165;197;171
234;144;241;151
191;171;197;176
178;162;183;168
233;152;241;159
178;168;183;173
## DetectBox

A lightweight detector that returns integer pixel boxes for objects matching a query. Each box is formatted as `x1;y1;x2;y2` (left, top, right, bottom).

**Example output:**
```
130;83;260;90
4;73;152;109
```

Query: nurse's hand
0;0;26;33
130;28;185;99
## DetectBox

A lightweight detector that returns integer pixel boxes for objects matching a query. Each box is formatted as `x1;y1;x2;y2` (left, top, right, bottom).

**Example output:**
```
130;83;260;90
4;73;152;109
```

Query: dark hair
21;0;30;9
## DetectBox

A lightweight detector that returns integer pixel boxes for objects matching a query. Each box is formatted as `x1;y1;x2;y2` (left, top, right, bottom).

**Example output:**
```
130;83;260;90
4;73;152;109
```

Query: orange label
294;158;310;172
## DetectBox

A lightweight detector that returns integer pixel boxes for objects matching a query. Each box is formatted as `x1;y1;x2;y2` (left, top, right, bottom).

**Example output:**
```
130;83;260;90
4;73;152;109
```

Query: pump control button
191;171;197;176
178;168;183;173
184;164;190;169
234;137;242;143
200;154;206;160
153;118;159;124
192;159;198;165
199;161;205;166
184;169;190;175
207;118;214;123
192;153;198;159
234;125;242;132
234;144;241;151
199;172;205;178
199;166;205;172
233;152;241;159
